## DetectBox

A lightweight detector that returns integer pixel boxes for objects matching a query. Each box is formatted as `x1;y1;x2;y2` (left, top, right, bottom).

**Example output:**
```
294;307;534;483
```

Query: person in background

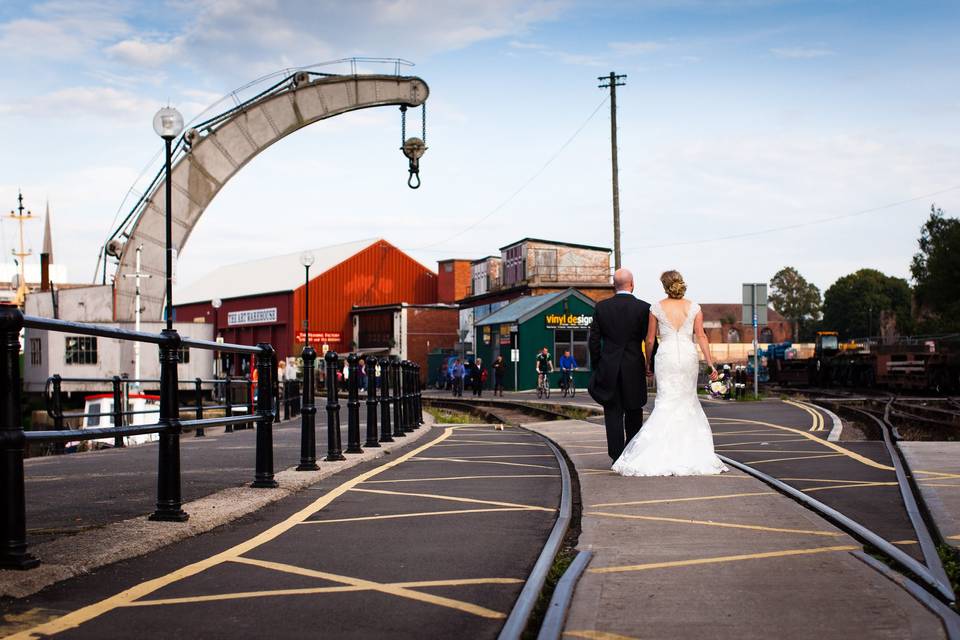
558;349;578;392
472;357;486;396
492;355;506;397
451;358;465;397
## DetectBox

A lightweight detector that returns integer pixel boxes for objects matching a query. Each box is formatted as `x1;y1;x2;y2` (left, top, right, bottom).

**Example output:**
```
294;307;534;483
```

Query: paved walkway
527;413;948;639
1;423;561;639
901;441;960;548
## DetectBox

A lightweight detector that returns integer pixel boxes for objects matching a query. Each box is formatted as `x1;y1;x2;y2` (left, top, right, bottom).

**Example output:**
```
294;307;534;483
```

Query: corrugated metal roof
174;238;379;304
475;292;563;326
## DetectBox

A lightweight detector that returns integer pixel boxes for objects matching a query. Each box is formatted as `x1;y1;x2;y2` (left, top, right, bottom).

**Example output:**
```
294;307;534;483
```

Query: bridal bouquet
705;372;731;399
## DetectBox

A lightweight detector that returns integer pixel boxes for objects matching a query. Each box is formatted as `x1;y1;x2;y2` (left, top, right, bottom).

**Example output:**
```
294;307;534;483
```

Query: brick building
700;303;792;344
350;303;460;370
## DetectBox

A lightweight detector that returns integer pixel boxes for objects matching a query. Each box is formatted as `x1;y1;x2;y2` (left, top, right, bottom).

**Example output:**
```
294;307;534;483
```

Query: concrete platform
526;419;947;640
901;442;960;546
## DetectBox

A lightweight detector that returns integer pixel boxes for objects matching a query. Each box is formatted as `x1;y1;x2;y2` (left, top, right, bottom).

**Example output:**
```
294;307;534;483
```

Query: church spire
42;201;53;260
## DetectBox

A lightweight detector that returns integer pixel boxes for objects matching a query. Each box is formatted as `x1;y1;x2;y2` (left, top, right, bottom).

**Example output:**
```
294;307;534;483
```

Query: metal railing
0;305;278;570
0;303;426;570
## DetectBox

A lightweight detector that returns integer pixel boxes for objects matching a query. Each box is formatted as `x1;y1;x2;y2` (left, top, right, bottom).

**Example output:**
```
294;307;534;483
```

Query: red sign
297;331;341;343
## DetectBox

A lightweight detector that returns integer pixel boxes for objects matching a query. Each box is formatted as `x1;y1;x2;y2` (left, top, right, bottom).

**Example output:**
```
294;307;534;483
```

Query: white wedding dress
612;300;728;477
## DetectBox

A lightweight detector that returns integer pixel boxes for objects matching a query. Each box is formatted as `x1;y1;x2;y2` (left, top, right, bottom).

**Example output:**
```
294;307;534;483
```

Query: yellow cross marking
719;449;834;454
746;453;845;464
412;456;555;470
225;556;508;619
715;438;813;447
592;491;774;508
299;507;536;524
8;428;456;639
362;474;560;484
589;545;858;574
433;440;545;447
124;577;524;608
350;487;556;512
586;511;844;537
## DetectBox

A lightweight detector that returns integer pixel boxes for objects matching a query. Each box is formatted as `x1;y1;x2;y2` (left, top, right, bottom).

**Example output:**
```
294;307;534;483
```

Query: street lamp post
152;107;184;331
297;251;318;471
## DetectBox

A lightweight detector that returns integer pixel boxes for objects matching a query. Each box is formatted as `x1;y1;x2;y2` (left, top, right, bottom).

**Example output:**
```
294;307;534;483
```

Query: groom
588;268;651;462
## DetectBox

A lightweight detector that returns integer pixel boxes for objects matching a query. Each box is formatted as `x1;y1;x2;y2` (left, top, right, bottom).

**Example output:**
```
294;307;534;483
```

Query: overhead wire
624;185;960;251
414;94;610;250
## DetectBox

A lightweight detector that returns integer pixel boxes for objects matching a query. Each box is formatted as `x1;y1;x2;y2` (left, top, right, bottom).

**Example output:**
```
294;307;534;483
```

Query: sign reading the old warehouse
544;313;593;330
227;307;278;326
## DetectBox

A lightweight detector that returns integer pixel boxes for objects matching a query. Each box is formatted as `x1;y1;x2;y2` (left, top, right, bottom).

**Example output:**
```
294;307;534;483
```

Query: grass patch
522;547;578;640
938;542;960;596
424;407;474;424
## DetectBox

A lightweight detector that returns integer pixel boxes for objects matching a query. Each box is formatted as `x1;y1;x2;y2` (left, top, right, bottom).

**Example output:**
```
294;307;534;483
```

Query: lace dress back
611;299;728;477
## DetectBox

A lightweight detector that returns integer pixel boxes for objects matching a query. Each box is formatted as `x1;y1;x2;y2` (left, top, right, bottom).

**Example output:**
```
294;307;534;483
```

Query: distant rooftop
498;237;612;253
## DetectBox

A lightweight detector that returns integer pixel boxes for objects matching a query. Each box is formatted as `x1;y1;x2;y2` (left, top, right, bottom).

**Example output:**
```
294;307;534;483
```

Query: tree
769;267;821;342
911;204;960;332
822;269;913;339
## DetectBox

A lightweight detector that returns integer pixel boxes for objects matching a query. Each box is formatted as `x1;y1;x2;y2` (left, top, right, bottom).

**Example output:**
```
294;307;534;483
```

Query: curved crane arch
112;72;429;321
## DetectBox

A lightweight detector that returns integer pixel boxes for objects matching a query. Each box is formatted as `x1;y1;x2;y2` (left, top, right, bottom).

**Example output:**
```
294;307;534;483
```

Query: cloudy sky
1;0;958;304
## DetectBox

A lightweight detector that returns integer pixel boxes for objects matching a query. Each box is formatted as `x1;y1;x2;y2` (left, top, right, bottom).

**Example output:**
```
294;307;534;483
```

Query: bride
612;270;728;477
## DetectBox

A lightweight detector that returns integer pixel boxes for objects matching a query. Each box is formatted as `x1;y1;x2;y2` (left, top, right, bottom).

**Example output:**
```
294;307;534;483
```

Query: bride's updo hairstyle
660;270;687;299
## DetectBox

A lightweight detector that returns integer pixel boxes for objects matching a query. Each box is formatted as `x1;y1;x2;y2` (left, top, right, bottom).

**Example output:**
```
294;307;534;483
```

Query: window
87;402;101;427
727;328;741;343
65;336;98;365
29;338;41;365
553;329;590;369
178;346;190;364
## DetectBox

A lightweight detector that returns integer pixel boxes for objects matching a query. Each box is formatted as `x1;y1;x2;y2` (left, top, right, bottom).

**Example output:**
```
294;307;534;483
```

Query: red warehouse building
174;239;438;369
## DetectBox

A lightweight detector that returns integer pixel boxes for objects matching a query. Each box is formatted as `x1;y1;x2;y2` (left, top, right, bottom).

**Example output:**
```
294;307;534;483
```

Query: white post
752;285;759;398
123;244;150;390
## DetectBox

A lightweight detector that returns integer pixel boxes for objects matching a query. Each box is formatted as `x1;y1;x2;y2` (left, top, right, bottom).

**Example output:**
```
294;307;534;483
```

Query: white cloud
771;46;835;59
106;36;186;67
609;40;663;55
0;86;156;122
0;1;130;60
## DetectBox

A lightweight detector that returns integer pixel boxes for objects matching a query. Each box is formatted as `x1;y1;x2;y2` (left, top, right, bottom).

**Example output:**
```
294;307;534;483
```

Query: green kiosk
474;288;596;391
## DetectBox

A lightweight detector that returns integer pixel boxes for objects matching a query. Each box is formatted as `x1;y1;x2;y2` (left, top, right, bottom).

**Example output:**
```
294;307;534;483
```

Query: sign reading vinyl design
544;313;593;330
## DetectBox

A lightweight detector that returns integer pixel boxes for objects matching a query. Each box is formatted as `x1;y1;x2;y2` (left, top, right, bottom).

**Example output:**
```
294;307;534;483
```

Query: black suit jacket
588;293;651;410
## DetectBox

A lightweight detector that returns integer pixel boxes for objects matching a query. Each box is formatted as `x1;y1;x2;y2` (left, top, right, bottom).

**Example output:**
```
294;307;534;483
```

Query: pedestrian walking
492;355;505;396
451;358;465;397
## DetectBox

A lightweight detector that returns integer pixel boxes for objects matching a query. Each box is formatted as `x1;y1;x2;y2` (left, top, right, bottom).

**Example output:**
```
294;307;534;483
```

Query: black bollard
246;377;254;430
150;329;188;522
324;351;346;461
272;352;281;425
390;356;405;438
379;356;394;443
251;344;278;488
296;346;319;471
407;362;419;430
365;355;380;448
224;372;234;433
194;377;205;437
0;305;39;569
112;376;125;448
283;379;291;421
345;353;363;454
401;361;414;433
414;362;424;425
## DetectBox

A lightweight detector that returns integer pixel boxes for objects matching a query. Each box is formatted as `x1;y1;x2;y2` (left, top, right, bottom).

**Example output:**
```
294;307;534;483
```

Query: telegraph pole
9;191;34;306
598;72;626;270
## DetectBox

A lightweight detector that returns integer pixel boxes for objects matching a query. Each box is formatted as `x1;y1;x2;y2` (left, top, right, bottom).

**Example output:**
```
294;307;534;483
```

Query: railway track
430;395;960;630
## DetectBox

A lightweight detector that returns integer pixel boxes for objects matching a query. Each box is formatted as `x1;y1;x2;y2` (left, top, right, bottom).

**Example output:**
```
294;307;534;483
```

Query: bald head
613;268;634;293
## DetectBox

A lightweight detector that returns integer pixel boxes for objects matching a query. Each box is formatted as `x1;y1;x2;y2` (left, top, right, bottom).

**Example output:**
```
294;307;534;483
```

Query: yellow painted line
589;545;858;574
720;449;833;454
803;481;898;493
715;438;813;447
124;577;524;608
780;477;882;484
592;491;774;508
411;457;555;470
893;540;919;545
229;557;506;619
747;453;845;464
947;534;960;541
299;507;533;524
565;631;640;640
362;474;560;484
8;428;457;639
433;440;546;447
586;511;844;537
784;399;825;432
411;454;555;460
711;429;795;436
350;487;556;512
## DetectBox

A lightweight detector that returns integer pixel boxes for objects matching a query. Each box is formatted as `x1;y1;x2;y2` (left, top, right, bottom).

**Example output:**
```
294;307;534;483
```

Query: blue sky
1;0;958;305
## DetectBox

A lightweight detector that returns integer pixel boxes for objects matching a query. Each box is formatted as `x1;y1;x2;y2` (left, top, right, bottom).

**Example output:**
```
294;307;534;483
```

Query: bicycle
560;371;576;398
537;371;551;399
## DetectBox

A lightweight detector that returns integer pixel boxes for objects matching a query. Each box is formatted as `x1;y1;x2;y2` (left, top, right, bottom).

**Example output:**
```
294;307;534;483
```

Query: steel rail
536;550;593;640
497;434;573;640
717;453;956;604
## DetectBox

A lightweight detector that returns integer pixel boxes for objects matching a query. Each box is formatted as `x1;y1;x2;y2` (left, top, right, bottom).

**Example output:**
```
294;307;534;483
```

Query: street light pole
153;107;184;331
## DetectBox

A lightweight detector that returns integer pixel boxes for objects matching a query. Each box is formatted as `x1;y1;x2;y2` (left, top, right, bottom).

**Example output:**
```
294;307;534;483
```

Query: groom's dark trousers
587;292;652;461
604;372;645;460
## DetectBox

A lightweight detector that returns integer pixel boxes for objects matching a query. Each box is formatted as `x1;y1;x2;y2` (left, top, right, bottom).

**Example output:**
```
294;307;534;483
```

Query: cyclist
558;349;578;392
534;347;553;392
